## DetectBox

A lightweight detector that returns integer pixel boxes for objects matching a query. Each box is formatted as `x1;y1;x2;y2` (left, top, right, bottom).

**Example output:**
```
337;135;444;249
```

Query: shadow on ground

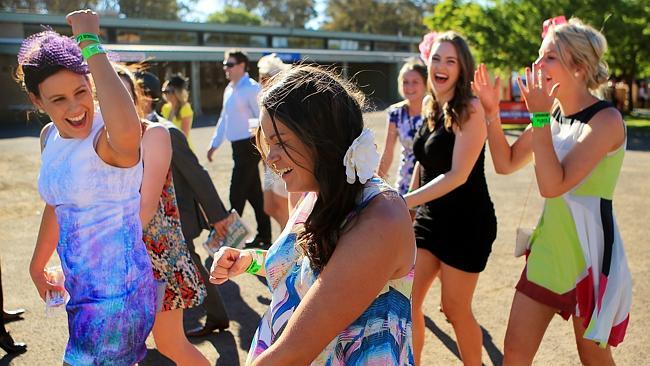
141;275;261;365
425;315;503;366
0;352;23;366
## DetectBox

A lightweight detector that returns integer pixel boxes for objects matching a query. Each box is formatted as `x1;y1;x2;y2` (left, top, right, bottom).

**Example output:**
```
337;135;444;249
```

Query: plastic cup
45;266;68;316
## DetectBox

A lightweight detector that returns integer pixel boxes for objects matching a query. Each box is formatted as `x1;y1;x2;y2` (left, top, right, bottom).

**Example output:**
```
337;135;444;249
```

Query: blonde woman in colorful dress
472;17;631;365
378;58;427;195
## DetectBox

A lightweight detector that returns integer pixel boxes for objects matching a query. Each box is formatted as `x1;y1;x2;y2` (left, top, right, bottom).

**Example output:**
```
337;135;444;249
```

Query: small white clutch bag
514;227;533;257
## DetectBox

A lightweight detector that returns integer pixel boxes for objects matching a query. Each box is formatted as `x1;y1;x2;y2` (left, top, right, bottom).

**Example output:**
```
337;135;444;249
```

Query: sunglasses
542;15;567;38
223;61;239;68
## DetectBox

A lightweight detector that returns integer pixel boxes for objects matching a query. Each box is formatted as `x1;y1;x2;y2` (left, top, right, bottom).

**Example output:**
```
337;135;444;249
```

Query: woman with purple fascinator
16;10;156;365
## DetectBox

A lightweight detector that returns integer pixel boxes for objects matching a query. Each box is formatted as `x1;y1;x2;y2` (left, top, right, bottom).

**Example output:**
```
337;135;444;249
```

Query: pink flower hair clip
419;31;438;65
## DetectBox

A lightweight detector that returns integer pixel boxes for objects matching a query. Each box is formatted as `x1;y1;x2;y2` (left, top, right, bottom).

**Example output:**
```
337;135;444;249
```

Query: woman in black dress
403;31;497;366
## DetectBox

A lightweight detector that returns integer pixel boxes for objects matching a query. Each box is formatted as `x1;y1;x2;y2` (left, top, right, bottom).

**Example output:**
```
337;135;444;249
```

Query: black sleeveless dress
412;115;497;273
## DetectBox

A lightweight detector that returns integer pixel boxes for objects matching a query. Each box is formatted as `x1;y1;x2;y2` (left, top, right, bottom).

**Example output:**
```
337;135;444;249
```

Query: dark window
374;41;411;52
272;36;323;49
327;39;371;51
116;29;198;45
204;33;267;47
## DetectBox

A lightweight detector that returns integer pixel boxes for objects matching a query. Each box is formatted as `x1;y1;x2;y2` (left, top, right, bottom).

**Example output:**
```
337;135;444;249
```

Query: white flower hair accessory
343;128;380;184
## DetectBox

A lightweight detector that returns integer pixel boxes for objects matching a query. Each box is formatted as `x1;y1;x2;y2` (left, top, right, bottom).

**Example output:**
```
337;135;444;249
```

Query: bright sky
186;0;222;22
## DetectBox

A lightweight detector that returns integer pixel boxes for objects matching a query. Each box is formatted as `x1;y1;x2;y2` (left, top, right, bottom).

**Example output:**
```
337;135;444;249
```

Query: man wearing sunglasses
207;49;272;250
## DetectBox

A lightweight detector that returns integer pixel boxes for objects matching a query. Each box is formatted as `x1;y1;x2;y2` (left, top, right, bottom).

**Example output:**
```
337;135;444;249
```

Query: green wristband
530;112;551;128
244;249;265;275
75;33;101;44
81;43;106;61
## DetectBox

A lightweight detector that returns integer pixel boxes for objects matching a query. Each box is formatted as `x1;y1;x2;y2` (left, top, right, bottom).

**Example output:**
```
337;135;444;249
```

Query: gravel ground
0;111;648;365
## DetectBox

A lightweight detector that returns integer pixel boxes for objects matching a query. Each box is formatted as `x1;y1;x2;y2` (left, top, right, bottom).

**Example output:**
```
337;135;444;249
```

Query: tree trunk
626;75;635;113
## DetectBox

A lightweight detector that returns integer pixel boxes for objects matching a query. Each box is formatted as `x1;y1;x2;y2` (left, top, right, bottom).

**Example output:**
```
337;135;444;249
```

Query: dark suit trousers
186;239;229;326
230;138;271;241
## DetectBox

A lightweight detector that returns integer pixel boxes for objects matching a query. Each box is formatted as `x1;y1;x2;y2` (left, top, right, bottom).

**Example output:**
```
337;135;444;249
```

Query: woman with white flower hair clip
210;65;417;365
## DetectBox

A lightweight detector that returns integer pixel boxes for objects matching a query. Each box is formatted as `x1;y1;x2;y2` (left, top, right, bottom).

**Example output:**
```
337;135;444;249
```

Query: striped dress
516;100;631;347
247;178;415;365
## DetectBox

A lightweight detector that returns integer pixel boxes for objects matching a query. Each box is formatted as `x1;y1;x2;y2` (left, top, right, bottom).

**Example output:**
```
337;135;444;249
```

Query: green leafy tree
424;0;650;108
206;6;262;26
226;0;316;28
323;0;435;36
98;0;196;20
1;0;98;13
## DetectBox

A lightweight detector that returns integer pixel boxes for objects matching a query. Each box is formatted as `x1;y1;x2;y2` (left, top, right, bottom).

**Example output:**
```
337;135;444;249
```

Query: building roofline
0;40;417;63
0;12;422;44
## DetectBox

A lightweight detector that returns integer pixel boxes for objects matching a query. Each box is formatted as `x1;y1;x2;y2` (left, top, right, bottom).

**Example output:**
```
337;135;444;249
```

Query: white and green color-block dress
516;100;631;347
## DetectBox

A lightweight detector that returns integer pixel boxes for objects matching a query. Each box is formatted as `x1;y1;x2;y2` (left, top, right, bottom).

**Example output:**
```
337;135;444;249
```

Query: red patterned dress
143;169;206;311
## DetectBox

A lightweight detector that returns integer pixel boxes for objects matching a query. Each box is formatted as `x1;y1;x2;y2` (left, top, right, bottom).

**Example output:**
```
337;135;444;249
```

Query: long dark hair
423;31;475;130
256;65;366;272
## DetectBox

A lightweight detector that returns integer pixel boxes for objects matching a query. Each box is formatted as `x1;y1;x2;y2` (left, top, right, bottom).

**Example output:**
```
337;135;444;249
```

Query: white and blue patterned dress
247;178;415;365
38;112;156;365
387;104;423;195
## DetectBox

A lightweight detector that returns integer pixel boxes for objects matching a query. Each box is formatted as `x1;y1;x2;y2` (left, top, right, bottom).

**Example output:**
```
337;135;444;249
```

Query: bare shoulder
348;191;414;249
455;99;485;134
590;106;624;130
141;123;171;156
355;191;415;275
363;191;410;221
587;106;625;148
142;123;170;141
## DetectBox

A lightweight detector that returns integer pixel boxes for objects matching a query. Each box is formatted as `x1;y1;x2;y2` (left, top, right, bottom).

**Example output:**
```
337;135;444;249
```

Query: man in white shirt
207;49;271;247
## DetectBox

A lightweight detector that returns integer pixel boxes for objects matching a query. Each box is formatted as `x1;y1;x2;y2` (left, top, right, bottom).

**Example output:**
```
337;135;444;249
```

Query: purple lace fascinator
18;30;88;73
17;30;89;94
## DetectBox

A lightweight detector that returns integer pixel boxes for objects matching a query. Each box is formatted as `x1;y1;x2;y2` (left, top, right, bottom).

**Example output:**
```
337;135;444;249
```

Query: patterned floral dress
247;178;415;365
388;103;423;195
142;169;206;311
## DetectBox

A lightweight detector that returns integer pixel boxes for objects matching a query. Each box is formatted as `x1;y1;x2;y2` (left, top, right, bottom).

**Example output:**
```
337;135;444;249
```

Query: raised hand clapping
471;63;501;118
516;62;560;113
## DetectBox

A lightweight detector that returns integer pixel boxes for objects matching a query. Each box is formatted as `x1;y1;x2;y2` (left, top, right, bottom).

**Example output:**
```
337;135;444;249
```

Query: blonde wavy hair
162;75;190;121
397;58;427;99
546;18;609;91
